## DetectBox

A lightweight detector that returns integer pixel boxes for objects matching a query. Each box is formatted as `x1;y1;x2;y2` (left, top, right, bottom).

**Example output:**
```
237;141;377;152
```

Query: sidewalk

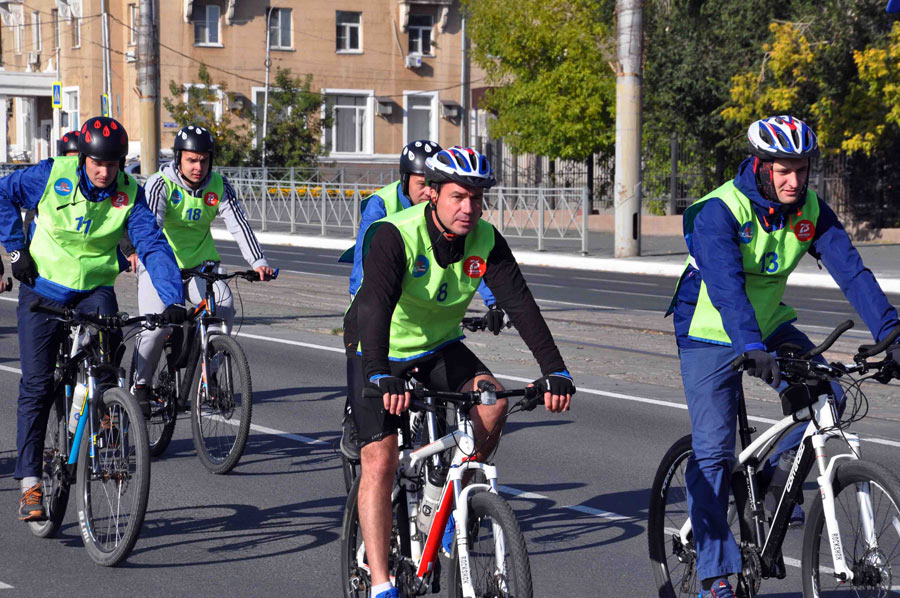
214;223;900;293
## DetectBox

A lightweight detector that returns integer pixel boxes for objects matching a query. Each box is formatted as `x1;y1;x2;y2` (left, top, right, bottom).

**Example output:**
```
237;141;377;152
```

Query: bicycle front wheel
190;335;252;474
75;387;150;566
801;459;900;597
29;394;71;538
448;490;533;598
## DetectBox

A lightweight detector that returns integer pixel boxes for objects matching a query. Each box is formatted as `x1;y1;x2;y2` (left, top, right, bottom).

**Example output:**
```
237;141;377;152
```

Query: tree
163;64;253;166
255;69;328;167
462;0;616;161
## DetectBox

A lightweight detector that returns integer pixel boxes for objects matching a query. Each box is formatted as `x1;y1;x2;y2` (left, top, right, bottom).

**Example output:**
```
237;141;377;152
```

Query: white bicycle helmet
425;146;496;188
747;115;819;159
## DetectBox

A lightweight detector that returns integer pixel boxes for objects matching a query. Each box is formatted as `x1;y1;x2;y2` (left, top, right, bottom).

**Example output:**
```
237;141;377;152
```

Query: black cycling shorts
348;341;492;445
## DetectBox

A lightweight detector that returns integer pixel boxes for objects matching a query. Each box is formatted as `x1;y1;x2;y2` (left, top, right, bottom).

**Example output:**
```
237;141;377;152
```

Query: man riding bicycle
0;116;186;521
667;115;900;597
346;146;574;598
340;139;502;461
131;125;273;415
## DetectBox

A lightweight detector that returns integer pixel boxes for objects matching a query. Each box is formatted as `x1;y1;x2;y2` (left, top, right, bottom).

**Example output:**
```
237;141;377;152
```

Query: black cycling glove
369;375;407;397
880;343;900;383
533;370;576;397
485;304;506;336
10;249;37;286
744;349;782;387
162;304;188;325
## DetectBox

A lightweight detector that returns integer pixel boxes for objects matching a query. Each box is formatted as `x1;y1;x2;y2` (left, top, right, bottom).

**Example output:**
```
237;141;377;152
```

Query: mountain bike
28;300;157;566
340;380;542;598
129;262;277;474
648;320;900;597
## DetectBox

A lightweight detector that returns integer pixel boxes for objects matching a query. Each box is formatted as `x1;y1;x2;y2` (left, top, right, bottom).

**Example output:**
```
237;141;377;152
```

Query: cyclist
340;139;503;461
347;146;575;598
667;115;900;597
0;116;186;521
131;125;273;415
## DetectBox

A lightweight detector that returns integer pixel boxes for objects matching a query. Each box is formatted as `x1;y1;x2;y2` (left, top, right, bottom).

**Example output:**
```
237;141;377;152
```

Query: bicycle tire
648;434;698;598
76;387;151;566
28;394;71;538
448;490;534;598
801;459;900;597
190;334;252;474
129;346;178;457
341;453;358;494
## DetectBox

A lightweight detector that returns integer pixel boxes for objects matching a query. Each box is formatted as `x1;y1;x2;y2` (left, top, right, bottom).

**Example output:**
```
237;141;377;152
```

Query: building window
193;4;220;46
268;7;291;50
71;16;81;49
336;11;361;53
15;23;23;54
32;12;42;53
183;84;223;122
325;93;370;153
405;92;437;143
408;14;433;56
51;9;60;49
62;88;79;130
128;4;137;45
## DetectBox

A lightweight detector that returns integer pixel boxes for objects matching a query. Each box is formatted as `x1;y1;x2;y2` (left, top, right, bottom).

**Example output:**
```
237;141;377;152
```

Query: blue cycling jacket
671;157;899;352
347;184;496;306
0;159;184;306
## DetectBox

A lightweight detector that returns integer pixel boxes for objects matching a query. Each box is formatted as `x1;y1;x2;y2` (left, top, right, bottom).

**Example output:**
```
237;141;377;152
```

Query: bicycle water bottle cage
779;383;819;416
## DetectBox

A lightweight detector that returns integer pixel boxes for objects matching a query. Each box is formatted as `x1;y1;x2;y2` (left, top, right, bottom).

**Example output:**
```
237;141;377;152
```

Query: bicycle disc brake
737;542;762;598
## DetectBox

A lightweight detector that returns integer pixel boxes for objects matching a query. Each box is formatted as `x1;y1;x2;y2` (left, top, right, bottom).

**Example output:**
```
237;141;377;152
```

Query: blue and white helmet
425;146;496;188
747;115;819;160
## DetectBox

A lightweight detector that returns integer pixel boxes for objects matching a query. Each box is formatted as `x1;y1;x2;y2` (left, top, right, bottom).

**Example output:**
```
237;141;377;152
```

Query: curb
214;228;900;294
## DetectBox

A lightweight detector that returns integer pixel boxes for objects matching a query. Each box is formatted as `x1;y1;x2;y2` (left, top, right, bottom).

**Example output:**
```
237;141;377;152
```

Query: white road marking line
0;365;21;375
573;276;661;287
0;582;13;589
529;282;670;299
235;332;344;353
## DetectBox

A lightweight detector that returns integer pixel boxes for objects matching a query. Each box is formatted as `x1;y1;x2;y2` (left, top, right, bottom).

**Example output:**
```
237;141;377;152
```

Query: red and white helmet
425;146;496;188
747;115;819;160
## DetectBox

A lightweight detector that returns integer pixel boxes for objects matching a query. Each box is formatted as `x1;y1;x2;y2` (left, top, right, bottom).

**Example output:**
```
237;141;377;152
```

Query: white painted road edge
211;228;900;293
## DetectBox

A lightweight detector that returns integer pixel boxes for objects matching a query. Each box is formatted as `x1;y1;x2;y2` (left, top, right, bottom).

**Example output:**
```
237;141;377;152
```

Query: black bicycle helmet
57;130;80;155
78;116;128;163
425;146;496;189
400;139;441;197
174;125;215;169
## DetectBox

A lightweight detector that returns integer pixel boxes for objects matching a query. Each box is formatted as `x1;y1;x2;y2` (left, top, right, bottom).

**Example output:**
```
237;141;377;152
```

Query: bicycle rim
76;388;150;566
29;396;70;538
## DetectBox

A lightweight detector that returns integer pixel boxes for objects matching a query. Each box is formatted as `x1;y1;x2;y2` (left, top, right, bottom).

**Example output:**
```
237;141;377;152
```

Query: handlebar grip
855;325;900;361
730;354;748;371
29;299;69;318
804;319;854;359
518;386;543;411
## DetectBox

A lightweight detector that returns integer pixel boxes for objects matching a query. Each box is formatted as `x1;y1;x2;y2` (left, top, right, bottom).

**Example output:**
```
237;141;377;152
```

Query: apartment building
0;0;481;167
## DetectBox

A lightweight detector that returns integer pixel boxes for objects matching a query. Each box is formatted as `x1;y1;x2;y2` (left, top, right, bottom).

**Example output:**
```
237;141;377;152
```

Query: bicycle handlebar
854;325;900;361
459;315;513;333
409;384;542;413
184;263;279;283
29;300;169;330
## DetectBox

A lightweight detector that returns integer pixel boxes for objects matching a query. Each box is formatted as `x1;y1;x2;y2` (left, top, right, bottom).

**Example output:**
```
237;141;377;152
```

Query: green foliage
163;64;252;166
254;69;329;167
463;0;616;161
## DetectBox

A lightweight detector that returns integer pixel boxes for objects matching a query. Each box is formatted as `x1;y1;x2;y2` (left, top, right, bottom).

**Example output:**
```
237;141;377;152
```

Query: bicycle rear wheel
29;394;71;538
801;459;900;597
76;387;150;566
130;348;178;457
448;490;533;598
190;335;252;474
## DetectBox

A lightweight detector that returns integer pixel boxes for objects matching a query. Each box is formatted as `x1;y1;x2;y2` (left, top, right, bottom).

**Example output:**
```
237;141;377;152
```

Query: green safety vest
361;201;495;360
161;171;223;269
673;180;821;345
29;156;137;290
339;180;403;263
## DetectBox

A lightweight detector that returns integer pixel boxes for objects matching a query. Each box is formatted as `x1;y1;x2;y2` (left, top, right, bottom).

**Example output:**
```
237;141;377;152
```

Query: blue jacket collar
77;165;119;202
734;157;805;231
397;184;413;210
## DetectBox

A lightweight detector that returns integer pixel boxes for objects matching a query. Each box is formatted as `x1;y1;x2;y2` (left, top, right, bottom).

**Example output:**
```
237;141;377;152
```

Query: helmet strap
429;198;457;239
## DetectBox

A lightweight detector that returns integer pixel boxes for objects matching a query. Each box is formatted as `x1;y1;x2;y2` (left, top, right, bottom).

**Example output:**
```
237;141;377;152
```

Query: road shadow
253;385;345;406
227;429;343;479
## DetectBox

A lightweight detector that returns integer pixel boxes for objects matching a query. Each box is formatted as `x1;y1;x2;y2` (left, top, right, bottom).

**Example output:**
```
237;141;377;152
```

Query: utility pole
613;0;643;258
460;13;469;146
101;0;111;102
261;6;273;170
137;0;160;174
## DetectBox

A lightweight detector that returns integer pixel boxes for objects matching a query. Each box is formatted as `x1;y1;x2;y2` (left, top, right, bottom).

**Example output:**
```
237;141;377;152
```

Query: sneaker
133;385;152;418
702;578;735;598
374;589;398;598
789;503;805;527
441;513;455;557
18;483;46;521
340;411;362;461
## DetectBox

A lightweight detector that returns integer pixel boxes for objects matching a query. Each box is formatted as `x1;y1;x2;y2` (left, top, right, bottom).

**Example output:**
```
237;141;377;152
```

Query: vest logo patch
412;254;429;278
171;189;183;205
204;191;219;207
54;178;73;196
111;192;130;208
795;220;815;242
464;256;487;278
738;221;753;244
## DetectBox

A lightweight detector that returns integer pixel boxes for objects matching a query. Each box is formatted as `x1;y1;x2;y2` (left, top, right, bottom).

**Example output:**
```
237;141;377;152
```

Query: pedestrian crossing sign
52;82;62;109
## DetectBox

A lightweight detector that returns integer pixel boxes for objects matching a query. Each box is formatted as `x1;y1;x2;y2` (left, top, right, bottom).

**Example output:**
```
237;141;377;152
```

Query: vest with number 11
161;171;223;269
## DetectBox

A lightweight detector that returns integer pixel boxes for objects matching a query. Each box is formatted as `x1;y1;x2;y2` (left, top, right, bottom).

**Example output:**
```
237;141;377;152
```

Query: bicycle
128;261;278;474
340;315;513;493
27;300;157;566
340;379;541;598
647;319;900;597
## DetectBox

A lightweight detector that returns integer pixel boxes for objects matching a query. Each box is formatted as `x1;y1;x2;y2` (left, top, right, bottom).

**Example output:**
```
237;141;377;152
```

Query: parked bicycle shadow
500;482;647;555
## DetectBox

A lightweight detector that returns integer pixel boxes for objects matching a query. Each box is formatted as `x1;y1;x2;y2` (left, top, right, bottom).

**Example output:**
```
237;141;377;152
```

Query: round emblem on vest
111;192;130;208
412;254;430;278
464;256;487;278
204;191;219;207
794;219;815;242
54;178;73;196
738;221;753;244
171;189;183;205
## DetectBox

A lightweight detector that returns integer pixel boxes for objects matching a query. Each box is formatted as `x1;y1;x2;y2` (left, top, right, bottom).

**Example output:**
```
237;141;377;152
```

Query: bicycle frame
675;388;868;583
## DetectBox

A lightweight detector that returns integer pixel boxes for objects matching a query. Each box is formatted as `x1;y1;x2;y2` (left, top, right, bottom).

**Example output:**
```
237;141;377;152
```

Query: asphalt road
2;241;900;597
